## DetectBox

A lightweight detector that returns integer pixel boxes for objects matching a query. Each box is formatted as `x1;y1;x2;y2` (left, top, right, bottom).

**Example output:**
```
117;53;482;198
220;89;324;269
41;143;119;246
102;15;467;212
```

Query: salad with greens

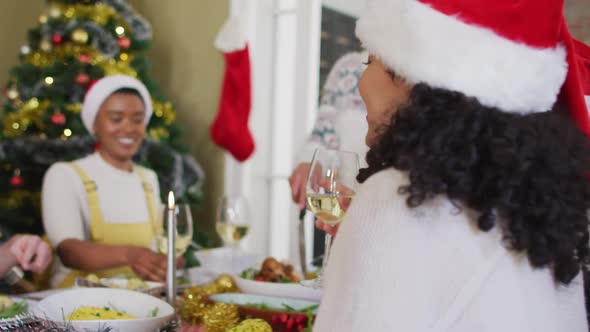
0;296;28;319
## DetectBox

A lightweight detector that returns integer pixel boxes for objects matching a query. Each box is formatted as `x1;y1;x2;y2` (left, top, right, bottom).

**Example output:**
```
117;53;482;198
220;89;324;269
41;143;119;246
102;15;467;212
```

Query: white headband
81;74;152;134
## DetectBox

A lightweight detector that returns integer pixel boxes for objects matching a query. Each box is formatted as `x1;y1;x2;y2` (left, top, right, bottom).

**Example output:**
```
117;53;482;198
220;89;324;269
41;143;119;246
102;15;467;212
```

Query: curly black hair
358;83;590;285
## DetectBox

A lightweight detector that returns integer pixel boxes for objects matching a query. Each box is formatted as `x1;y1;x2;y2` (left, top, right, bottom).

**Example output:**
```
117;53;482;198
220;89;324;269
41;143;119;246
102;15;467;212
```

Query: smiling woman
92;88;147;170
41;75;183;288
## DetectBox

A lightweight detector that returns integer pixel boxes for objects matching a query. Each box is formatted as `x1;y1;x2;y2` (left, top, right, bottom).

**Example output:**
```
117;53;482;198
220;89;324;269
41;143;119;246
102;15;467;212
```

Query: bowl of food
235;257;321;302
36;288;175;332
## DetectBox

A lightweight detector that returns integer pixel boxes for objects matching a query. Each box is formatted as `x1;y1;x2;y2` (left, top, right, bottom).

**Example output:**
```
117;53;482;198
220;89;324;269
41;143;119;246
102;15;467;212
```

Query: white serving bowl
234;276;322;302
37;288;174;332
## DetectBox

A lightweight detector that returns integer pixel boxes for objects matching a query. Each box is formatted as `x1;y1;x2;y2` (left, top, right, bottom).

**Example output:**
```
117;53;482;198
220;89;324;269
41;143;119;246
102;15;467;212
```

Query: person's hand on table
126;247;185;282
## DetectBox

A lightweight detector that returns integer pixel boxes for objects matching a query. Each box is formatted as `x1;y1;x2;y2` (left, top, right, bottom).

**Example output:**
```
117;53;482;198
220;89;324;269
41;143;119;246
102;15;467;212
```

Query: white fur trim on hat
81;74;152;134
585;95;590;112
215;15;247;53
355;0;567;114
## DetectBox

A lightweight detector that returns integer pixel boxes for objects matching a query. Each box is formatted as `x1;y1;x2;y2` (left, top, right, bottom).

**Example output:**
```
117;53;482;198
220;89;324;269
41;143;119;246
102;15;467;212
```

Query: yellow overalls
57;162;160;288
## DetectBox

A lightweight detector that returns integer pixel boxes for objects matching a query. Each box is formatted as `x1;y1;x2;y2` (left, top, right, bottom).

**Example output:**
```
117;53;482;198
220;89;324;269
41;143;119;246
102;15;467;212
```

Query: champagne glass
301;148;360;288
215;195;251;248
157;204;194;258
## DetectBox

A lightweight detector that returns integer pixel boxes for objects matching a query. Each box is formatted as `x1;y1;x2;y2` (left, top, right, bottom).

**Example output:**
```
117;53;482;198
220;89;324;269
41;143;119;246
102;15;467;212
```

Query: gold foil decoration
227;319;273;332
179;274;240;326
202;303;239;332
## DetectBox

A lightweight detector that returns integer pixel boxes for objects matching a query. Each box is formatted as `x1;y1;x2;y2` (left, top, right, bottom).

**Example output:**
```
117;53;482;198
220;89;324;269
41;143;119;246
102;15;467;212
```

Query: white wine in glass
216;224;250;245
216;195;250;248
156;235;192;257
156;204;194;257
301;148;360;288
306;193;354;226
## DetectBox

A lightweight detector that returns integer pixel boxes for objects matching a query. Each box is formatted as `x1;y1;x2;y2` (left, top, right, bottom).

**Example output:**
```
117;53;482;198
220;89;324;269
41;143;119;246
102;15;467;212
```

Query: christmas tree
0;0;204;239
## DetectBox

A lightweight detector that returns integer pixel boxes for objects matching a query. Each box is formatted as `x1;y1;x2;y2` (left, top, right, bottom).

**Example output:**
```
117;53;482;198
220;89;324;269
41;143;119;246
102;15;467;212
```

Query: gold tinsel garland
152;99;176;125
25;45;101;67
3;98;51;137
0;190;40;210
180;274;242;330
47;3;127;27
25;45;137;79
65;103;82;114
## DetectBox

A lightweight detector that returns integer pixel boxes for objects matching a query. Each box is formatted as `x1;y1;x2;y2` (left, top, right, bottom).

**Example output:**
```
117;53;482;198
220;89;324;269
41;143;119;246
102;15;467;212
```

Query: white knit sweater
314;169;587;332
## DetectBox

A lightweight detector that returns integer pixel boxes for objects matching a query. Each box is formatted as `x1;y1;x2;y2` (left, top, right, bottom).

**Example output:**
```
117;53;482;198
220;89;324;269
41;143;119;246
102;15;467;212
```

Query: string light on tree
115;26;125;36
71;28;89;44
40;39;52;52
119;53;129;61
63;128;72;138
38;15;48;24
6;89;19;100
19;45;31;56
44;77;54;85
48;6;61;19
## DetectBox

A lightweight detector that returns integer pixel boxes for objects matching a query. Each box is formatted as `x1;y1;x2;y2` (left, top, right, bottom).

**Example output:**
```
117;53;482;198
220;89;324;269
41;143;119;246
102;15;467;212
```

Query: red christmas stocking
210;16;255;162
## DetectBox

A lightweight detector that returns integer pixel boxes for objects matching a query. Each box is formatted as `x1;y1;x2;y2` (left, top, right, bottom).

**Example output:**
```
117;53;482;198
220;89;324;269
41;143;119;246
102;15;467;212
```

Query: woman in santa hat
314;1;590;331
41;75;181;288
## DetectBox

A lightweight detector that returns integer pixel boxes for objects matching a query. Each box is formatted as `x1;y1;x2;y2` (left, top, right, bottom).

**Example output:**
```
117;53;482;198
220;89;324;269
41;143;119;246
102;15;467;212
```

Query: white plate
193;248;258;275
234;275;322;302
37;288;174;332
210;293;319;313
0;297;38;327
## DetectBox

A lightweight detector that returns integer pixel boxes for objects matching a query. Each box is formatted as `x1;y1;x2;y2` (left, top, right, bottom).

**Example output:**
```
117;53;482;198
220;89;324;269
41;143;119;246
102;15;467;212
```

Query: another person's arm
0;234;51;276
290;104;340;208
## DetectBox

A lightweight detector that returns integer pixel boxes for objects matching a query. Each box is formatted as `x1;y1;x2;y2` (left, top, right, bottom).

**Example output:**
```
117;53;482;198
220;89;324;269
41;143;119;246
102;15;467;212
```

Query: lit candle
166;191;176;306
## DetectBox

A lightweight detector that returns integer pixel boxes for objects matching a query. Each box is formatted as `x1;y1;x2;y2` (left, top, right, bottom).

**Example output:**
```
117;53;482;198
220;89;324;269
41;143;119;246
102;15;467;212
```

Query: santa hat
356;0;590;136
573;39;590;113
81;74;152;134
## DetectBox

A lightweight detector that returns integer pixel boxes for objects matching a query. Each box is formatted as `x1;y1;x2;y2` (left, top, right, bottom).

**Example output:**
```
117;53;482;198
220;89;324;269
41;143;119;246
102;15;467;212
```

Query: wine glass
157;204;194;258
215;195;251;248
301;148;360;288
